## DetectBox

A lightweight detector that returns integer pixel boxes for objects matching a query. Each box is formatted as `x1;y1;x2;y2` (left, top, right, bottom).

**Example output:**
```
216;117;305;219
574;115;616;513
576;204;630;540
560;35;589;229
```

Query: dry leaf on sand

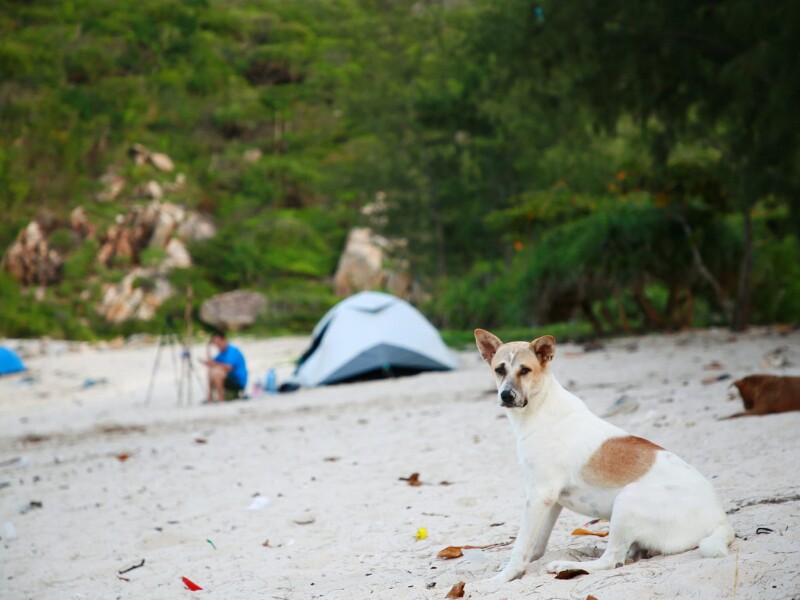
555;569;589;580
437;546;464;559
437;539;514;559
446;581;465;598
399;472;423;486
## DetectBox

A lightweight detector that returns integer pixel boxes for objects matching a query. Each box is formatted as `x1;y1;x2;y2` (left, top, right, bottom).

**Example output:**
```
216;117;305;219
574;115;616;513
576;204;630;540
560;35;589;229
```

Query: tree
459;0;800;330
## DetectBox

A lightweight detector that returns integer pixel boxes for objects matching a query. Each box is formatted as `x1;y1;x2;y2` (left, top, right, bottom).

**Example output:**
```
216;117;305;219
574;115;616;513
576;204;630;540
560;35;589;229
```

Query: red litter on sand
182;576;203;591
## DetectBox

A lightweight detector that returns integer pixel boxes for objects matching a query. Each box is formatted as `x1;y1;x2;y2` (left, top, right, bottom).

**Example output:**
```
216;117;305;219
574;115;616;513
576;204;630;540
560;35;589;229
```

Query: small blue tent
0;347;25;376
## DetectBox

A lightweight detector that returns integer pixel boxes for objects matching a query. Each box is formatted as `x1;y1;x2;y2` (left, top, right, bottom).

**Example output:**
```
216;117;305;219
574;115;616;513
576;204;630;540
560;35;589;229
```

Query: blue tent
0;347;25;376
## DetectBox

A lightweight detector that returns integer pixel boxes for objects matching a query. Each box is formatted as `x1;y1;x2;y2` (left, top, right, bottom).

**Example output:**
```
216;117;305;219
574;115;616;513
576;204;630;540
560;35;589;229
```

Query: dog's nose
500;389;516;405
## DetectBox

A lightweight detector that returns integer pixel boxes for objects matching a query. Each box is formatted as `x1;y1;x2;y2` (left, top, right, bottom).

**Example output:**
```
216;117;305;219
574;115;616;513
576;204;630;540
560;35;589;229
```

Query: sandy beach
1;327;798;599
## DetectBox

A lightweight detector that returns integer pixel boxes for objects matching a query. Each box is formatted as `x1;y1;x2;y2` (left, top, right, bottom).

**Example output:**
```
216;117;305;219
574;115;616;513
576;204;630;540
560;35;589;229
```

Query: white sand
1;327;798;599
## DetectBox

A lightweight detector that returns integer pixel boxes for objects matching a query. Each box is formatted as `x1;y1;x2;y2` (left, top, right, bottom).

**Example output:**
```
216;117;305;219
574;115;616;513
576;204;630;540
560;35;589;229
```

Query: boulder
98;268;174;323
385;270;413;299
200;290;267;331
333;228;385;296
129;143;150;166
333;227;417;300
97;223;135;266
163;172;186;193
2;220;63;286
243;148;263;163
96;171;126;202
148;203;181;249
96;201;204;267
70;207;95;239
149;152;175;172
134;180;164;201
128;143;175;172
176;212;217;242
162;238;192;269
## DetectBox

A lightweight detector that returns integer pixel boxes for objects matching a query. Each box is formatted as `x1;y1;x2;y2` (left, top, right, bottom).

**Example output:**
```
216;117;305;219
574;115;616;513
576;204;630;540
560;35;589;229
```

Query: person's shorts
224;374;244;393
223;375;246;400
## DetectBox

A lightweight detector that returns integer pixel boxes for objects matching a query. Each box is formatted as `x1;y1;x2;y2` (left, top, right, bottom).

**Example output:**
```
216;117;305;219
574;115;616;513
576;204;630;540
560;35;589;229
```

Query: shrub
750;235;800;323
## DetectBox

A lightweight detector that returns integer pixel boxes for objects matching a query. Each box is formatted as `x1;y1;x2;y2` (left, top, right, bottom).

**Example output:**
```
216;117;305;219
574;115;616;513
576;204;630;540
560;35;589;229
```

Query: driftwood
725;375;800;418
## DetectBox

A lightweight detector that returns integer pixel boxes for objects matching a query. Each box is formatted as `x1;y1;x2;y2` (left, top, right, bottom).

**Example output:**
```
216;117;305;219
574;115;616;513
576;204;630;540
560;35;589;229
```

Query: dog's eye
519;366;531;375
494;365;506;377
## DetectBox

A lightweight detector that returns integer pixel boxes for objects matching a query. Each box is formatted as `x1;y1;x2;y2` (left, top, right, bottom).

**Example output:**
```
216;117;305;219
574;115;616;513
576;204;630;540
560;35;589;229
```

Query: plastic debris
118;559;145;574
3;521;17;540
207;538;216;550
82;377;108;388
572;518;610;537
182;576;202;591
246;496;270;510
416;527;428;540
265;368;278;393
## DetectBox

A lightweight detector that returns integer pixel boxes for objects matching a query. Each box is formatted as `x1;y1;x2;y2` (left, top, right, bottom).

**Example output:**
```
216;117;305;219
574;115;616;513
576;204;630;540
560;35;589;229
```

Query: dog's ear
531;335;556;365
475;329;503;364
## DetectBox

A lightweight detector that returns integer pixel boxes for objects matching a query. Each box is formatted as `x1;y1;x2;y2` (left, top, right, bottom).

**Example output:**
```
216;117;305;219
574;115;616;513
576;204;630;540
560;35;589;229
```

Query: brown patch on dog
726;375;800;418
582;436;663;488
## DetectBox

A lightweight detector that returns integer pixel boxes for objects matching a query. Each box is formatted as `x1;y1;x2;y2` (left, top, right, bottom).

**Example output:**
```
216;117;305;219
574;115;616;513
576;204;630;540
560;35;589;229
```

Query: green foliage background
0;0;798;339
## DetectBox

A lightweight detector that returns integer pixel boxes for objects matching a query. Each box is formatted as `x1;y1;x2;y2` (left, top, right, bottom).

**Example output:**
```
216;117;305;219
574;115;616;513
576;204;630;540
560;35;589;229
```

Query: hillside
1;0;798;339
0;0;363;337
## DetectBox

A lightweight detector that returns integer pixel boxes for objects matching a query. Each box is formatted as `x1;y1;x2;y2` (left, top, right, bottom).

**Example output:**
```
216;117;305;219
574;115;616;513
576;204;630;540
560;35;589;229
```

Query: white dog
473;329;734;583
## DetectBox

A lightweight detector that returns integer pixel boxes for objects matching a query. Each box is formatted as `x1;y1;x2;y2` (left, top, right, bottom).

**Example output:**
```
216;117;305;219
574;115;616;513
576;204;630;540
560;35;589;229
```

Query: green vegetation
1;0;798;340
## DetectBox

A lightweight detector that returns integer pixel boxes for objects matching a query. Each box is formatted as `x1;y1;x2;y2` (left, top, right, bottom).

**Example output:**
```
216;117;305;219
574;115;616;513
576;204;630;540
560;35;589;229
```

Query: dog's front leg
487;497;562;584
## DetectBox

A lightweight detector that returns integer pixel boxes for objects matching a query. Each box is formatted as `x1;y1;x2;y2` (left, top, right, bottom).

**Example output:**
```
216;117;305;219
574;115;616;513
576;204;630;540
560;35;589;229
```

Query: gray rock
333;227;417;300
200;290;267;331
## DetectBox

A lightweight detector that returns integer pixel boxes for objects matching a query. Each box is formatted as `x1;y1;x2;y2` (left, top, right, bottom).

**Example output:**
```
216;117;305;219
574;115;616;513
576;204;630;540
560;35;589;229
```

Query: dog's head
474;329;555;409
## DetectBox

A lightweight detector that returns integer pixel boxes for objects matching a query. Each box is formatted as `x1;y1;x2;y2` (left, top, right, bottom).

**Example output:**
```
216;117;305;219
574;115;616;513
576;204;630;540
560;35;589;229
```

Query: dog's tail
699;524;734;558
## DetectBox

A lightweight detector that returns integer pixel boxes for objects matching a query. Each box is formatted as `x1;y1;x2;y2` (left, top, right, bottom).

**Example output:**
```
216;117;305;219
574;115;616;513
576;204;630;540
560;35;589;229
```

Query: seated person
203;331;248;402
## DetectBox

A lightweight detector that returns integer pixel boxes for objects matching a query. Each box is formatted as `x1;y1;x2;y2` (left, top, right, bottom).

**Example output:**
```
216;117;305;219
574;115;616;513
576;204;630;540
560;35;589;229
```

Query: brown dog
727;375;800;418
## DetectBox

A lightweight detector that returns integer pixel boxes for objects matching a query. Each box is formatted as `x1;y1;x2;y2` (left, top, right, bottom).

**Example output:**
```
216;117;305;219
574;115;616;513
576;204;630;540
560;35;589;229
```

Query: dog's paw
479;566;524;585
545;559;583;574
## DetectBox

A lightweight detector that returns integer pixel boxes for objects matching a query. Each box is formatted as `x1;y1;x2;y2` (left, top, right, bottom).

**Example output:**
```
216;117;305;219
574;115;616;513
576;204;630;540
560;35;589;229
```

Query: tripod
144;313;205;406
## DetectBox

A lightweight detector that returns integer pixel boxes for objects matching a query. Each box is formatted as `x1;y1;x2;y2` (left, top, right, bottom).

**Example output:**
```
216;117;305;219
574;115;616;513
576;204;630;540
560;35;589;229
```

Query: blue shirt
215;344;248;388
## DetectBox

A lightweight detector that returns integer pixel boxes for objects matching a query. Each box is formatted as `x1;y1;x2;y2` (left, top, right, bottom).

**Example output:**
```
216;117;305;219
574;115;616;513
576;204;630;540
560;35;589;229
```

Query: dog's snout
500;389;516;404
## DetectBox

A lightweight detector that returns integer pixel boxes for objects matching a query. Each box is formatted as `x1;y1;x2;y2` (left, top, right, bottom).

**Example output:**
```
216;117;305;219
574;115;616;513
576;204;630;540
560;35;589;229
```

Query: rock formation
95;201;216;322
1;217;63;286
200;290;267;331
99;268;174;323
333;227;417;300
128;143;174;172
1;141;220;326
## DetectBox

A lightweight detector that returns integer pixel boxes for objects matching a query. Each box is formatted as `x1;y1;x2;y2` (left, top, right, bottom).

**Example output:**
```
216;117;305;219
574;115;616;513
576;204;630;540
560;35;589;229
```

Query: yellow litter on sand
416;527;428;540
571;518;609;537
